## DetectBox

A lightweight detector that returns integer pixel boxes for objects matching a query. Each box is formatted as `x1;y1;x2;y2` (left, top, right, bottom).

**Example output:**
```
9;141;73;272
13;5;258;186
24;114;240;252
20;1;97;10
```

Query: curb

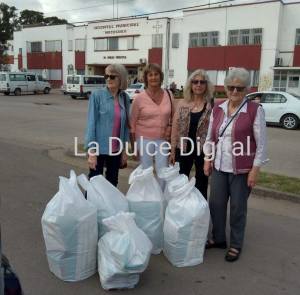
50;147;300;204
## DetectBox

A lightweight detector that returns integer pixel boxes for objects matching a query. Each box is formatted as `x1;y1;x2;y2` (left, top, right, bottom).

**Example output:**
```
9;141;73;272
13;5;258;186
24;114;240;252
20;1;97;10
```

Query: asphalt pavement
1;140;300;295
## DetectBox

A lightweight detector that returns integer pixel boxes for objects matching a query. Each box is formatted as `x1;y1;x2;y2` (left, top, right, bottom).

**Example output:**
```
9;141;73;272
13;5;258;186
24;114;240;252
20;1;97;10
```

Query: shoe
205;240;227;249
225;248;241;262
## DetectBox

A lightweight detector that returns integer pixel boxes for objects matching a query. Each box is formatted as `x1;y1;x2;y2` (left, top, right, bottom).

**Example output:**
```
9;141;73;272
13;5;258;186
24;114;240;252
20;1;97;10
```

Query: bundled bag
41;170;98;281
126;165;164;254
98;212;152;290
163;177;210;267
77;174;128;238
157;163;180;207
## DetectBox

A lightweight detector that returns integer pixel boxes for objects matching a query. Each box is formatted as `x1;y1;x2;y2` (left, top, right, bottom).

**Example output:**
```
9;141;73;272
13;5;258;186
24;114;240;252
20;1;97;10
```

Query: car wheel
14;88;21;96
71;95;77;99
4;92;10;95
281;114;299;130
43;87;50;94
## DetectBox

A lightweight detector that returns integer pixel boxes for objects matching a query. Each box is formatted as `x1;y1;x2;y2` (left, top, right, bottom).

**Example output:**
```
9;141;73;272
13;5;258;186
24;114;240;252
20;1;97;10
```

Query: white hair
224;67;251;89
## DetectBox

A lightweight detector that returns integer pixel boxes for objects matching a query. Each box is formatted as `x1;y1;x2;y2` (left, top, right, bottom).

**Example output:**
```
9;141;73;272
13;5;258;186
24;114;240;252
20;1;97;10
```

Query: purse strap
165;89;173;125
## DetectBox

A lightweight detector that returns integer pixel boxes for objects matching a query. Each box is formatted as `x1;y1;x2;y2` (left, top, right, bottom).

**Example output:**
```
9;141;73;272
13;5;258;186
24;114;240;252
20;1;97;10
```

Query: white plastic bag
126;165;164;254
77;174;129;238
98;212;152;290
163;177;210;267
41;170;98;281
157;163;180;206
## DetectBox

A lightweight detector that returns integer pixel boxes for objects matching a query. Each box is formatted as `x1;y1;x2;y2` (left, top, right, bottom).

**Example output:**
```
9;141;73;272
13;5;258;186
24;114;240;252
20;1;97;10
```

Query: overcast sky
2;0;300;23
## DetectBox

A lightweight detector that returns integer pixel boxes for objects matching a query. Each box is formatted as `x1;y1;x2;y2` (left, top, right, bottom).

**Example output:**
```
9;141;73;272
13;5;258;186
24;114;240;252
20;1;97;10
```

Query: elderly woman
204;67;268;262
130;63;174;188
85;63;130;187
170;69;214;199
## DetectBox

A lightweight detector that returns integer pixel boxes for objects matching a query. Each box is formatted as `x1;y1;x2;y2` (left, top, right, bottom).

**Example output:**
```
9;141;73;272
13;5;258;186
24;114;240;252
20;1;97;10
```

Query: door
260;93;287;123
26;74;37;92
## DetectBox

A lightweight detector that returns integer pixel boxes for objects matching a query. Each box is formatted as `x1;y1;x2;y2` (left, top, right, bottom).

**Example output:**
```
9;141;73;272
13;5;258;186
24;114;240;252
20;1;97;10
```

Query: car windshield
67;76;80;84
288;92;300;100
128;84;143;89
0;74;6;81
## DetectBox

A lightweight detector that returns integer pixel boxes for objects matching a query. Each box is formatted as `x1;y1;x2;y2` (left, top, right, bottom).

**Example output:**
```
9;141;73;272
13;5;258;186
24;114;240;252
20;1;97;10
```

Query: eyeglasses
227;86;246;92
104;74;117;80
191;79;207;85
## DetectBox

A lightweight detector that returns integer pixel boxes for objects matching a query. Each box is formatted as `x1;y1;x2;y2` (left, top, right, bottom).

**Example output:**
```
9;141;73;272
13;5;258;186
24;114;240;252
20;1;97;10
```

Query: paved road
0;92;299;178
1;140;300;295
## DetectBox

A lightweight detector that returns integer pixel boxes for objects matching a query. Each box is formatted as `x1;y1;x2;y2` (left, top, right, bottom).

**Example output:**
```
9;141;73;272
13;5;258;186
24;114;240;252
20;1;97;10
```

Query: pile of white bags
157;163;180;207
126;165;164;254
163;177;210;267
77;174;128;238
98;212;152;290
41;170;98;281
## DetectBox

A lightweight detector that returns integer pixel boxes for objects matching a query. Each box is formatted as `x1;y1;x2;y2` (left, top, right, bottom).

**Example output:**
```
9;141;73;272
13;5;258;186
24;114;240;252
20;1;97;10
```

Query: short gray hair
105;64;128;90
184;69;214;103
224;67;251;90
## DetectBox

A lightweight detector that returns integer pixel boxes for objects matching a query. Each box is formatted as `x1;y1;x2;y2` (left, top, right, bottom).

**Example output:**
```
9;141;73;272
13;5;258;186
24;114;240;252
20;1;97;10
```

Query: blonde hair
105;64;128;90
184;69;214;103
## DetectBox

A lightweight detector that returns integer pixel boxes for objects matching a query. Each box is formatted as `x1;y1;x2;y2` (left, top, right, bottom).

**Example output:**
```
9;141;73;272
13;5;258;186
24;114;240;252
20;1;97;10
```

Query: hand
203;160;213;177
120;152;128;168
88;155;97;170
247;167;259;188
169;153;175;165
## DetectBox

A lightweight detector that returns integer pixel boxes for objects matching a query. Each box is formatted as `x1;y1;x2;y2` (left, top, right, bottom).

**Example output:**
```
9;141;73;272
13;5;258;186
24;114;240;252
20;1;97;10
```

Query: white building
10;0;300;94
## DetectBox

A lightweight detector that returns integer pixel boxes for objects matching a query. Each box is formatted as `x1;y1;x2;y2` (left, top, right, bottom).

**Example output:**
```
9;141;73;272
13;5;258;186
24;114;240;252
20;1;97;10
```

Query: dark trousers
175;148;208;199
209;169;251;249
88;154;121;187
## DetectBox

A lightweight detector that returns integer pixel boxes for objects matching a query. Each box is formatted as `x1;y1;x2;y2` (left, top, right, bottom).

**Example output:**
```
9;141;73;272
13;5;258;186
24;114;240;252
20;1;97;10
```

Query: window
26;74;36;81
38;75;46;82
0;74;6;81
9;74;26;81
68;40;73;51
108;37;118;50
288;76;299;88
19;48;22;55
95;39;107;51
189;31;219;47
76;69;85;75
228;28;262;45
172;33;179;48
67;76;80;84
252;70;260;87
45;40;62;52
48;69;61;80
152;34;163;48
84;76;105;84
127;37;134;50
296;29;300;45
27;41;42;53
261;93;287;103
75;39;86;51
207;71;218;85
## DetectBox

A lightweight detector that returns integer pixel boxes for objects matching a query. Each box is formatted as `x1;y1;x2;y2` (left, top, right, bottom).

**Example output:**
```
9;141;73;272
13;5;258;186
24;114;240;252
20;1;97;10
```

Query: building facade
10;0;300;94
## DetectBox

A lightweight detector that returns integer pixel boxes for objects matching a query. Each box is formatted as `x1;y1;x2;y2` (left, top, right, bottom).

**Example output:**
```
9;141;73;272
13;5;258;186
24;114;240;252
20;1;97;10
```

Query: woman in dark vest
203;67;268;262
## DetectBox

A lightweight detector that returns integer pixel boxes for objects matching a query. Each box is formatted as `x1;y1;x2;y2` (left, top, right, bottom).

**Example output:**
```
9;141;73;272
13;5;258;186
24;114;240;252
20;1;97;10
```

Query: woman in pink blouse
130;63;174;188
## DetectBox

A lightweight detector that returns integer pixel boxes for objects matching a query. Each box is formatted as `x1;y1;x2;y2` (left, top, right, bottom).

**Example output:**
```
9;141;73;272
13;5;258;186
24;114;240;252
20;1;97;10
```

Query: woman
204;68;268;262
130;63;174;188
170;69;214;199
85;64;130;187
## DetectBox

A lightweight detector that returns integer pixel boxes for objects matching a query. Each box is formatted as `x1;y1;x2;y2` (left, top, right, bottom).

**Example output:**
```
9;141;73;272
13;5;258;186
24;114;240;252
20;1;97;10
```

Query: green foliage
0;2;20;42
19;9;44;25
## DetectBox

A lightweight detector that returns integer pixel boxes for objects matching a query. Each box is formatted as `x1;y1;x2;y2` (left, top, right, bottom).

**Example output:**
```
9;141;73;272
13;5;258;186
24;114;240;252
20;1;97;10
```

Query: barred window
68;40;73;51
240;29;250;45
45;40;62;52
228;28;262;45
253;28;263;45
75;39;86;51
108;37;118;50
228;30;239;45
27;41;42;53
211;31;219;46
296;29;300;45
172;33;179;48
189;33;199;48
189;31;219;47
152;34;163;48
95;39;107;51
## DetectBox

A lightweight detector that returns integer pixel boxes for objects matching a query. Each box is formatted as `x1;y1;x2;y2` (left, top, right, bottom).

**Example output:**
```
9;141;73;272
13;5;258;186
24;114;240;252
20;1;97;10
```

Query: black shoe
205;240;227;249
225;248;241;262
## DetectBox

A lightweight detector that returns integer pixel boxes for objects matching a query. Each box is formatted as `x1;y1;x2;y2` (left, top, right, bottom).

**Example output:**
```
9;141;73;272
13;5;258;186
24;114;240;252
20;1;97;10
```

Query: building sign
103;56;127;60
94;22;139;35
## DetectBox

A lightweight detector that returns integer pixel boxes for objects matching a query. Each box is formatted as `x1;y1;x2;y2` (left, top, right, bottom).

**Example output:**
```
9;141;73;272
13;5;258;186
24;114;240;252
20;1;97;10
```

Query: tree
44;16;68;26
19;9;44;25
0;2;19;43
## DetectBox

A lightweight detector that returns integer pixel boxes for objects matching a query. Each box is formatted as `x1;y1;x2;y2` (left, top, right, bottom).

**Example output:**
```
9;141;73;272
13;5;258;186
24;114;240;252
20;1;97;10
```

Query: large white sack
77;174;128;238
163;177;210;267
157;163;180;207
126;165;164;254
98;212;152;290
41;170;98;281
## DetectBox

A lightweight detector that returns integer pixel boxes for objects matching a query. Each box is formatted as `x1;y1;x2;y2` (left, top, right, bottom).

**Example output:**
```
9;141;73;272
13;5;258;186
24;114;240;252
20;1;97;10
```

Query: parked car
66;75;106;99
246;91;300;129
0;71;51;95
126;83;145;102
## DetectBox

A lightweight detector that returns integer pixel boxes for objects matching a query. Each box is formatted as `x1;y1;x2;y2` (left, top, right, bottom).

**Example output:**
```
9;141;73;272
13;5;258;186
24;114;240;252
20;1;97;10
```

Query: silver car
126;83;145;102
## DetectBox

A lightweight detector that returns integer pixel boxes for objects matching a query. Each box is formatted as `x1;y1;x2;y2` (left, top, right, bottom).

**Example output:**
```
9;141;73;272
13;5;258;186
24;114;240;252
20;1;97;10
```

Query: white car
246;91;300;130
126;83;144;102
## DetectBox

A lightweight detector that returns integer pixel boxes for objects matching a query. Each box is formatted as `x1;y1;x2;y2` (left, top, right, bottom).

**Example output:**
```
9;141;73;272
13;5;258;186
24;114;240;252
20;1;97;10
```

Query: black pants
88;154;121;187
176;148;208;199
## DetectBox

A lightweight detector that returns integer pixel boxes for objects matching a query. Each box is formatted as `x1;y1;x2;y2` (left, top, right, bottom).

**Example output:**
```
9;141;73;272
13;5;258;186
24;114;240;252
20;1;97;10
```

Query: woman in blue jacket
85;64;130;187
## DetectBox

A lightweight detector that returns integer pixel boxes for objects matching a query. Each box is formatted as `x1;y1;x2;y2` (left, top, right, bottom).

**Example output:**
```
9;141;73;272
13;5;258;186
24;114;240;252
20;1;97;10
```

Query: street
0;92;300;295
